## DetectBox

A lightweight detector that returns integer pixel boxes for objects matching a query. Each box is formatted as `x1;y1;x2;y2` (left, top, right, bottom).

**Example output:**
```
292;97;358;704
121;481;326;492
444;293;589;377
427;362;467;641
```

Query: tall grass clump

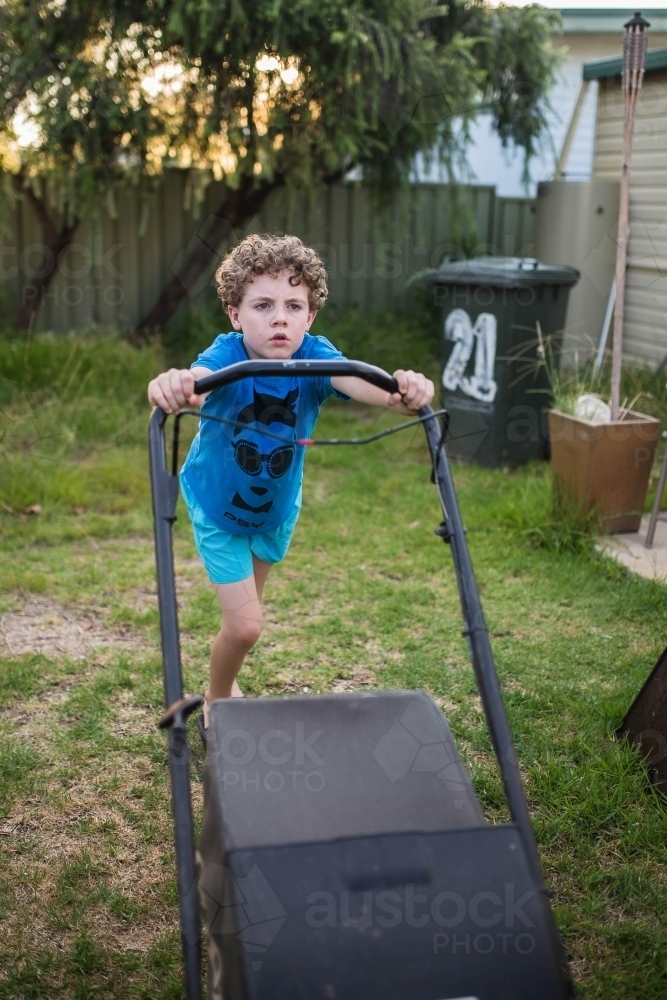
504;323;666;534
550;354;666;427
493;466;601;555
0;330;163;513
312;290;441;380
504;323;666;426
161;298;225;369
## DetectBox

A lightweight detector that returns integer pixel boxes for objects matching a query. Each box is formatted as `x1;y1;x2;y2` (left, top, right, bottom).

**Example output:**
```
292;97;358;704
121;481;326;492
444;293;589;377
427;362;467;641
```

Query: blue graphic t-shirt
181;333;349;535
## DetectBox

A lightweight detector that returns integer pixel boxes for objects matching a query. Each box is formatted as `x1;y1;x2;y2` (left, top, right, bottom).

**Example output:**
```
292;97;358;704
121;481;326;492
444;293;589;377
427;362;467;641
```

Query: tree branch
13;174;58;244
11;175;80;330
132;172;287;339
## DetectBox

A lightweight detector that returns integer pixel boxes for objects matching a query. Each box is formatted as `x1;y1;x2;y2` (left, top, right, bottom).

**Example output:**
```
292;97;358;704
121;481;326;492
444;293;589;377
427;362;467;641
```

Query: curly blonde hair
215;234;328;311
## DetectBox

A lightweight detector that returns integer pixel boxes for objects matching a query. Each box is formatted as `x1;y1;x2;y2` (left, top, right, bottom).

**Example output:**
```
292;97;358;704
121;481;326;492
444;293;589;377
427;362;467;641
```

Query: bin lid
431;256;580;288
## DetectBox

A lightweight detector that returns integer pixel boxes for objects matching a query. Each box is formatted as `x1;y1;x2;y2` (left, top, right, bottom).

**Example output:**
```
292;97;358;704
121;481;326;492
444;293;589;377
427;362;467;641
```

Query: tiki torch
610;11;650;420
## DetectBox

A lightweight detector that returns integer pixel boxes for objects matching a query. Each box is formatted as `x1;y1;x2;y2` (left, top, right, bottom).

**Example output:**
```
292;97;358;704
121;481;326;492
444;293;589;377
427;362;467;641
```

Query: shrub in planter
548;408;660;533
514;326;664;534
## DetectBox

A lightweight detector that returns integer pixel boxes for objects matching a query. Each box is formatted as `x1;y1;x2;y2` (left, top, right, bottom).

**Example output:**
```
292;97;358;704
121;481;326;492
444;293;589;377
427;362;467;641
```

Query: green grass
1;323;667;997
162;289;442;378
0;331;161;516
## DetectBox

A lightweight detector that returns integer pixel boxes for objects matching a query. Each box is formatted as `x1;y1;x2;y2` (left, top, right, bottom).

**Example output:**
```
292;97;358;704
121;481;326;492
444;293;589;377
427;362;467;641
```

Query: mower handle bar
192;359;399;398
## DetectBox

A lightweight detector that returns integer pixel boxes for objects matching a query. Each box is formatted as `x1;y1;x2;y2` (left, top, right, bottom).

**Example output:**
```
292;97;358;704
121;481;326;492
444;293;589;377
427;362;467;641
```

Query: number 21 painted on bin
442;309;497;404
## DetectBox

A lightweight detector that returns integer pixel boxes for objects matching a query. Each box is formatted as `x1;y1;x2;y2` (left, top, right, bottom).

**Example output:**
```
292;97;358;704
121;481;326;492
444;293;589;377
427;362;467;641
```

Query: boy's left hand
388;370;435;414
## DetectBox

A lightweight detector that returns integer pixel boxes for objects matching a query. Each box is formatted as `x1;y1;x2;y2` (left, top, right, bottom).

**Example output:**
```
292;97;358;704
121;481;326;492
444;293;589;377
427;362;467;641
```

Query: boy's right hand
147;369;206;413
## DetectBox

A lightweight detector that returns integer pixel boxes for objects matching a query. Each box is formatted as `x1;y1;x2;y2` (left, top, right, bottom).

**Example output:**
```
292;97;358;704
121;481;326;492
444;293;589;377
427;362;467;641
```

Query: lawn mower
149;358;576;1000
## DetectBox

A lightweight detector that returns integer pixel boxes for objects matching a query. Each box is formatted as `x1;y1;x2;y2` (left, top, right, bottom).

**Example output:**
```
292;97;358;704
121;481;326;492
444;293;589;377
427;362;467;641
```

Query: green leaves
477;4;563;178
0;0;560;220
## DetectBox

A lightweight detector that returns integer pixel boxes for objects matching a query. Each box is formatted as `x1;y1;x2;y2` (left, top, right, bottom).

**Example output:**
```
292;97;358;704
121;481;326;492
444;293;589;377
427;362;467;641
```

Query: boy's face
227;271;317;360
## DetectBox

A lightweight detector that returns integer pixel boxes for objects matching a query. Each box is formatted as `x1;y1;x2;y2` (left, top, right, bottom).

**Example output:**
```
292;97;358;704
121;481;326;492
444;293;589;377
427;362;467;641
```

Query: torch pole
610;11;650;421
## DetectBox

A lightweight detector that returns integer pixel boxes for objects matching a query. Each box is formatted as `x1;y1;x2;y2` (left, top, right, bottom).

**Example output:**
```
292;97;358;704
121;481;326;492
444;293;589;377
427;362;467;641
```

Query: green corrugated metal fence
0;173;536;332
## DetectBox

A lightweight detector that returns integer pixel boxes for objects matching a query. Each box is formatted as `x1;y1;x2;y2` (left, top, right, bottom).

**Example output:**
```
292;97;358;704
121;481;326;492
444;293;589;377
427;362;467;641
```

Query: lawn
1;327;667;998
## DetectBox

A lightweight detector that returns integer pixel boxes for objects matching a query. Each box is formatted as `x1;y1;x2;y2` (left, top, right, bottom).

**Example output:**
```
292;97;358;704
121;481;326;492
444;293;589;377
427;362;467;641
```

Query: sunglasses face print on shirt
223;386;299;529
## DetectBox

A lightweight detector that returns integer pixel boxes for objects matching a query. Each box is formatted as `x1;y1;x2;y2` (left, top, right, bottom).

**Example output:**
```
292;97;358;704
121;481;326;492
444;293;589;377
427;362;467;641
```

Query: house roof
583;45;667;79
561;9;667;33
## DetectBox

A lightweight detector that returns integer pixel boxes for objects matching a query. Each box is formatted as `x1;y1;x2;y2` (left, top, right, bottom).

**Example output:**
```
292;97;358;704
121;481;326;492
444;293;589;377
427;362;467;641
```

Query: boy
148;234;434;724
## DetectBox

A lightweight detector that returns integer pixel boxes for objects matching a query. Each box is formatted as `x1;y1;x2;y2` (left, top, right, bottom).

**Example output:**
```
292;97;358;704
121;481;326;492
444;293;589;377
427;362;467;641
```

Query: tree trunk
132;174;284;339
12;181;79;330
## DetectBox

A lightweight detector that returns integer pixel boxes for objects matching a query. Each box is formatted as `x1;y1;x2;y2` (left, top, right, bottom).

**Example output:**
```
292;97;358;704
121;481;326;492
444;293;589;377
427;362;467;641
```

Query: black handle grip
193;359;399;396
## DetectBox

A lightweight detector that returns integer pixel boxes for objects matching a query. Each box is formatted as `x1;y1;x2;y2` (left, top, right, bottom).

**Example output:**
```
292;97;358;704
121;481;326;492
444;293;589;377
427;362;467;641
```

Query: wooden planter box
548;409;661;533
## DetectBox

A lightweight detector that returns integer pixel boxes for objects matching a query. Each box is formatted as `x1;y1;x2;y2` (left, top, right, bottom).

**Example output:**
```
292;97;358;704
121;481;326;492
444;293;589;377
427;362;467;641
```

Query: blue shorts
180;476;301;585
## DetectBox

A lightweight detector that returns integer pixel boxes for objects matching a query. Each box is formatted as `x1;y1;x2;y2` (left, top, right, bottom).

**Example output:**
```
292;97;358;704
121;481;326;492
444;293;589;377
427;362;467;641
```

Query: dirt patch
330;659;377;692
0;667;199;958
330;671;375;692
0;598;139;659
108;692;153;738
0;767;188;957
0;599;185;938
1;681;78;741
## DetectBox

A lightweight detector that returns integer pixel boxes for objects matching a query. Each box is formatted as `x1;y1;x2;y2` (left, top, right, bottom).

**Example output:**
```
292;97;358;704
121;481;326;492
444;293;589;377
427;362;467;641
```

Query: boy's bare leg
252;555;272;601
204;558;272;724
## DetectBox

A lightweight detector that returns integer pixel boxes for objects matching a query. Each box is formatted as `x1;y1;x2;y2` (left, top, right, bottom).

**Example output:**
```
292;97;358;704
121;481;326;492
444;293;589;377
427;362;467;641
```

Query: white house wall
431;25;667;198
594;72;667;367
